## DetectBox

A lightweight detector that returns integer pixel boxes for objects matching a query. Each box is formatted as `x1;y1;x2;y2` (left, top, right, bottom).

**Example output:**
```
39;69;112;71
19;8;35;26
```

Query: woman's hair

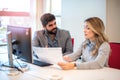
83;17;109;56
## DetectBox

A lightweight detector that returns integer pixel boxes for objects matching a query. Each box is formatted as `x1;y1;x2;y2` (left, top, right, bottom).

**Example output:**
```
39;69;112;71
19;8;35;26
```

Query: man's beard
46;28;57;35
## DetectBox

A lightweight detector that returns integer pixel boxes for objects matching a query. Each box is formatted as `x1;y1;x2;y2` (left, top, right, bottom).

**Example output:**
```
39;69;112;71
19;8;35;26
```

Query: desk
27;64;120;80
0;64;120;80
0;49;120;80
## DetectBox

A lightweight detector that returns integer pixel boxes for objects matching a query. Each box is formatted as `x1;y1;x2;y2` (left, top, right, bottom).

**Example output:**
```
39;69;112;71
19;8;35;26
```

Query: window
0;0;36;33
44;0;61;27
0;0;36;44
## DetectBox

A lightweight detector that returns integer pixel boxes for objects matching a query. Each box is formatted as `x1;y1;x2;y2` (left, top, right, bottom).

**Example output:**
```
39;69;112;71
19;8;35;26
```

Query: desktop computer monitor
7;25;52;68
7;25;33;64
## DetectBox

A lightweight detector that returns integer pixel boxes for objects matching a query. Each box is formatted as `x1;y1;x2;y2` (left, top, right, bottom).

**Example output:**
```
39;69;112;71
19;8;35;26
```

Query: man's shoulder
35;30;44;35
58;28;69;33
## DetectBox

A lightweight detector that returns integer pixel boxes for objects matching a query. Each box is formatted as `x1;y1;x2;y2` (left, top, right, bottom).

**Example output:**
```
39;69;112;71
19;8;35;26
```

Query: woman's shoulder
99;42;110;51
101;42;110;46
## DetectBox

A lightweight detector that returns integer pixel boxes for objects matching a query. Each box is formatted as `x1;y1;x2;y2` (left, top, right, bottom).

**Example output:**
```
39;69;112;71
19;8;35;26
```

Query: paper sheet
33;47;64;64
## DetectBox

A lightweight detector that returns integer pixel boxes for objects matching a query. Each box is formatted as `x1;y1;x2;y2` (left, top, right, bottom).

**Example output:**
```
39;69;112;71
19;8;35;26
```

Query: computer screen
7;25;33;63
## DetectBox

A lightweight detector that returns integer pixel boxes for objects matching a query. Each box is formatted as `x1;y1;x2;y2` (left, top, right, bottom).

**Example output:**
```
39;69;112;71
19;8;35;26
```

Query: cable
1;63;23;73
1;55;23;73
14;66;23;73
13;55;23;68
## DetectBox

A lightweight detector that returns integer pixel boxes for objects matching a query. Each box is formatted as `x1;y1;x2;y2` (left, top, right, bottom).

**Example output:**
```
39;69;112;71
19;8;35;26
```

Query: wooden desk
0;48;120;80
1;62;120;80
27;64;120;80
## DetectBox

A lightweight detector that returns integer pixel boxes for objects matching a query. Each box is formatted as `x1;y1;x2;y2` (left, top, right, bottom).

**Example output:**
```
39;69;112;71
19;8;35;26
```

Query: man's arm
63;31;73;55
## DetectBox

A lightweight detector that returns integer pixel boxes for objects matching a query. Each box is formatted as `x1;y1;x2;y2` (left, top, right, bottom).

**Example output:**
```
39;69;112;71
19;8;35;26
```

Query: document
33;47;64;64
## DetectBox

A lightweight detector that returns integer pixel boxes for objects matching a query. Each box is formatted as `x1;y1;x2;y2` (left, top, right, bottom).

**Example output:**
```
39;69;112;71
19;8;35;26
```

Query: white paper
33;47;64;64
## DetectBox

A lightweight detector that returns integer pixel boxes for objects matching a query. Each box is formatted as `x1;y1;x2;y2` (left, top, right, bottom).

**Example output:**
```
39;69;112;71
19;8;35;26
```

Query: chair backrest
109;42;120;69
71;38;74;47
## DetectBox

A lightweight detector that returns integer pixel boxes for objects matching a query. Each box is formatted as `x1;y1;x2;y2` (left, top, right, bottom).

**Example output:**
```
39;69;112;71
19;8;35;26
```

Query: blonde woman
58;17;111;70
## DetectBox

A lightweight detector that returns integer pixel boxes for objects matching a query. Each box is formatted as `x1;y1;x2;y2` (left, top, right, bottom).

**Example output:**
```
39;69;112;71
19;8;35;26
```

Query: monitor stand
6;31;29;75
15;61;29;72
2;60;29;76
5;31;20;76
6;68;20;76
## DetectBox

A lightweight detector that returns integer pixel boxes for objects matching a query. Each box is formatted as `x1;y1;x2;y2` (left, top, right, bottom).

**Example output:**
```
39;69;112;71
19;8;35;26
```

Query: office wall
106;0;120;43
61;0;106;51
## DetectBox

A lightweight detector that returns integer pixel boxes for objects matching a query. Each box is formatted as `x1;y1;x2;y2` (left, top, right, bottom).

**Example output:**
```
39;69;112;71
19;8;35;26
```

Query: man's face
44;20;57;34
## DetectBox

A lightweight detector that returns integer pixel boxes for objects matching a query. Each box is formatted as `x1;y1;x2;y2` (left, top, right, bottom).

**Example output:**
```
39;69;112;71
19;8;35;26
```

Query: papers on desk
33;47;64;64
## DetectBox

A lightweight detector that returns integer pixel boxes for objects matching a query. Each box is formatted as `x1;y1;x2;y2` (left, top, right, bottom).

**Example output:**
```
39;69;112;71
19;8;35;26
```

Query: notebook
33;47;64;64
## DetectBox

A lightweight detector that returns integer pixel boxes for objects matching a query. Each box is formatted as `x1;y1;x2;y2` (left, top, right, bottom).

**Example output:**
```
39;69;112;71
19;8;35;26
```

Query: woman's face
83;22;96;41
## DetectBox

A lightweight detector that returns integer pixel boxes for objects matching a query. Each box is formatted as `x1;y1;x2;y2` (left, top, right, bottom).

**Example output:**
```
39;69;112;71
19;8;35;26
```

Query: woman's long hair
83;17;109;56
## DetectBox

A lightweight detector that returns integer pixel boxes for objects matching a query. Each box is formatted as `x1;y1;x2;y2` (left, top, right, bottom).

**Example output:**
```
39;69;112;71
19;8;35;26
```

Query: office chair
108;42;120;69
71;38;74;47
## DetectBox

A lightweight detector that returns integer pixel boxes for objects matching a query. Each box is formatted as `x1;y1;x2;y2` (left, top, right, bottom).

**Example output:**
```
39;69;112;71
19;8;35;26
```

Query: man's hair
40;13;56;27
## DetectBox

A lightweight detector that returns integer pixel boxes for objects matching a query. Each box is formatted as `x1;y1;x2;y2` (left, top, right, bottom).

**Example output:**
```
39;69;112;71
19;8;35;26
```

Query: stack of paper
33;47;64;64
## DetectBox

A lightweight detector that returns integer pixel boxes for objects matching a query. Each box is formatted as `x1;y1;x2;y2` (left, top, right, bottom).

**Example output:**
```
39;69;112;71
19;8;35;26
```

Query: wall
106;0;120;43
61;0;106;51
36;0;44;30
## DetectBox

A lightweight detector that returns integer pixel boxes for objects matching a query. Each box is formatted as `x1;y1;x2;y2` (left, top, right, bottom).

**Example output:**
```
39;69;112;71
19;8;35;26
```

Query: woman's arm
58;42;110;70
64;44;83;61
76;42;110;69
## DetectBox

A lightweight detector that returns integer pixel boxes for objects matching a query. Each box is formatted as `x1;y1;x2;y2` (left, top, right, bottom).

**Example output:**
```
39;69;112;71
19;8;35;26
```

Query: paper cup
48;74;63;80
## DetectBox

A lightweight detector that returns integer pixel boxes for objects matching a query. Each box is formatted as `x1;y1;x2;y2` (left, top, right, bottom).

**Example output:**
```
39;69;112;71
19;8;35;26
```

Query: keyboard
33;59;52;67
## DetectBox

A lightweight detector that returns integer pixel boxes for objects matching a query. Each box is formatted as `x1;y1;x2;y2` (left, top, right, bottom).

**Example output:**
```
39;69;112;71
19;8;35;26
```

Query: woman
58;17;111;70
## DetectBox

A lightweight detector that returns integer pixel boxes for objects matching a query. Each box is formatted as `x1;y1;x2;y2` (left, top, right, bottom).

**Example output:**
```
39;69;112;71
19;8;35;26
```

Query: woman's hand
58;62;75;70
63;56;73;62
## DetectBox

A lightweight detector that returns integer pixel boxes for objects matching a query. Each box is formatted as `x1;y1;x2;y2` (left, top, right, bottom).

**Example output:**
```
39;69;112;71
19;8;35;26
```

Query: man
32;13;73;55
